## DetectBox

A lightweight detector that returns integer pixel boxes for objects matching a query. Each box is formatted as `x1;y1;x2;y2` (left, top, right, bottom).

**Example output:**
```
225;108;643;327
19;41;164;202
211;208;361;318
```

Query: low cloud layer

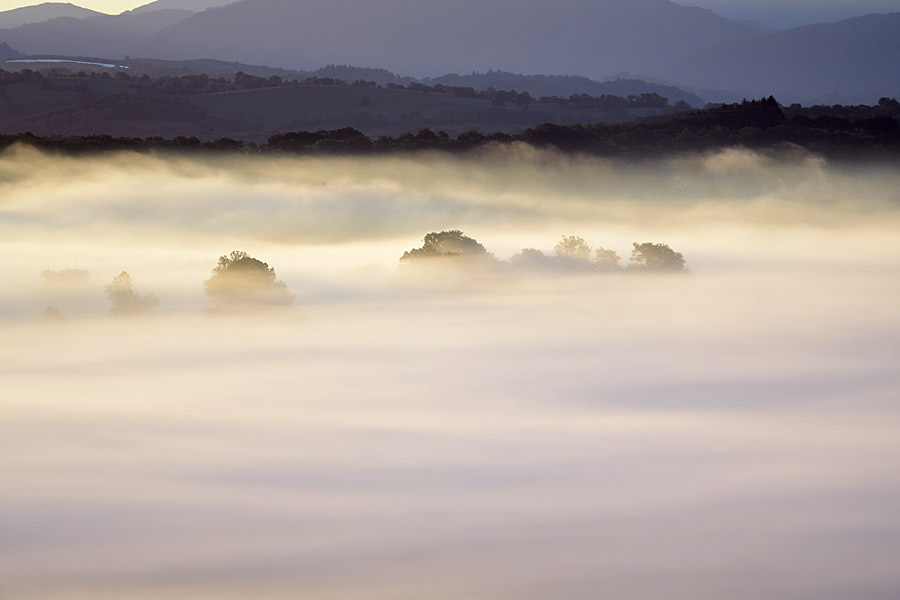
1;146;899;600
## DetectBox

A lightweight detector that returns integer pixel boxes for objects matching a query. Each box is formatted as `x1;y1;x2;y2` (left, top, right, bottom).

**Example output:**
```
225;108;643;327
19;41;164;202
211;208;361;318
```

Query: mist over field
2;145;900;600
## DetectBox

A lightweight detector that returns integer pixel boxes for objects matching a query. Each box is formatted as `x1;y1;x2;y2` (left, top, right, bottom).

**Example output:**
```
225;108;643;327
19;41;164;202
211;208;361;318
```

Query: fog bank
1;146;899;600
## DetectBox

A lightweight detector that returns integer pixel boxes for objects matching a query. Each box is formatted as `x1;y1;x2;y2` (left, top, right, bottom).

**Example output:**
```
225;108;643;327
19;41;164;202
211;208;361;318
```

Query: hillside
0;42;21;59
428;72;705;107
129;0;236;14
0;2;102;29
139;0;762;78
0;70;686;140
0;0;746;80
0;9;192;56
1;54;703;105
2;1;897;104
674;12;900;104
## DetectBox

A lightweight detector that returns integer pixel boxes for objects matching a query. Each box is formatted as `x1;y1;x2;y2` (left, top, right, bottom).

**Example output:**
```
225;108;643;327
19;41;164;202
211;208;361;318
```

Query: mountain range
0;2;100;29
128;0;235;13
1;0;898;104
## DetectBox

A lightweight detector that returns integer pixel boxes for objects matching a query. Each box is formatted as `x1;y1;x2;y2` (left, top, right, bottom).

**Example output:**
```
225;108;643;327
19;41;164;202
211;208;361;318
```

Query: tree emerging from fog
106;271;158;317
513;236;622;272
204;251;292;309
400;231;493;263
629;243;688;271
555;235;593;261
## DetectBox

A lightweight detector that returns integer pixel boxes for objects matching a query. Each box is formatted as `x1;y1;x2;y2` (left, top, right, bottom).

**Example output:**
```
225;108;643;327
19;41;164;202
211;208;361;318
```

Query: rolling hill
0;2;102;29
0;9;193;57
128;0;237;15
428;72;705;107
0;71;685;140
138;0;763;78
1;0;898;104
0;41;21;58
1;0;765;81
674;12;900;104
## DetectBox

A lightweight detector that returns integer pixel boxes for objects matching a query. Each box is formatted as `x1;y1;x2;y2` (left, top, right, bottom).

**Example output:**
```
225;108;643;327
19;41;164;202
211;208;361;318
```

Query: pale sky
0;0;144;12
0;0;898;27
0;0;232;15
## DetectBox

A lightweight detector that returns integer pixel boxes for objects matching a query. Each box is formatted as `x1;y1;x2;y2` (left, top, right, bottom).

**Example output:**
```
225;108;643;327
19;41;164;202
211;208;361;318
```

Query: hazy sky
0;0;899;28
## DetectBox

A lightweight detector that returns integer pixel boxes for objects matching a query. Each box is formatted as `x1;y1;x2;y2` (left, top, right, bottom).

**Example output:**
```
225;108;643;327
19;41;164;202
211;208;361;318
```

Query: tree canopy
555;236;593;261
105;271;158;316
629;243;687;271
400;231;492;263
204;250;292;309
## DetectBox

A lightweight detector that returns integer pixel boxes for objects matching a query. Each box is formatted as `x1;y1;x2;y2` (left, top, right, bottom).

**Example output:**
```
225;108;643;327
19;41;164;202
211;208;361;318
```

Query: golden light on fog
1;145;899;600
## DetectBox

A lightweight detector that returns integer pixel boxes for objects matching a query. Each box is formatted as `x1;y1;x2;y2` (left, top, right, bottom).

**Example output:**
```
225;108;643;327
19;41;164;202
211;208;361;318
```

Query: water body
5;58;128;69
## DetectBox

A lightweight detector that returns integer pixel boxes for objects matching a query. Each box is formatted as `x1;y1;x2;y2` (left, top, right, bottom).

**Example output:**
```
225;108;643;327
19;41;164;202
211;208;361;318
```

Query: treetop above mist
402;232;689;274
400;231;494;263
204;250;293;310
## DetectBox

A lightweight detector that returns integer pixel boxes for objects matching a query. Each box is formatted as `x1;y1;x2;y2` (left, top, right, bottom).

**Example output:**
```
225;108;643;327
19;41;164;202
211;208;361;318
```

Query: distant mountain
2;0;898;105
128;0;237;15
139;0;763;77
674;13;900;104
0;41;22;59
0;2;102;29
428;71;705;107
0;9;192;57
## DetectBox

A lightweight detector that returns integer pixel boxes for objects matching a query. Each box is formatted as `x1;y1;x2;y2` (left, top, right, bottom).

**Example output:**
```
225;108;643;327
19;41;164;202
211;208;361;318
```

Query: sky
0;0;899;28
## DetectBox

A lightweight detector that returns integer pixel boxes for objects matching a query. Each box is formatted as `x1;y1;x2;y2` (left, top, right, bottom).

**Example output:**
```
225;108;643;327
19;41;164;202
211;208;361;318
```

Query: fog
2;144;900;600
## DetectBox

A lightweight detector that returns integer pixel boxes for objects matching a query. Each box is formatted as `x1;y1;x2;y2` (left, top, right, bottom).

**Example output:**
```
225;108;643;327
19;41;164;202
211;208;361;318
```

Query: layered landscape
2;2;900;600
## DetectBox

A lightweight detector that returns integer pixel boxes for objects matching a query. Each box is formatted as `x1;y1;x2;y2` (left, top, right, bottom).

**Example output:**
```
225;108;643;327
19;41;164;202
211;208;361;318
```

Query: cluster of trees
40;251;293;320
37;235;687;320
783;97;900;121
390;81;675;110
0;68;47;86
400;231;688;273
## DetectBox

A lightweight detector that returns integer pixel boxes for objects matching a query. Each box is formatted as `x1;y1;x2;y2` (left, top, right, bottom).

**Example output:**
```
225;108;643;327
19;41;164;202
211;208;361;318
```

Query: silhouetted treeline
0;68;46;86
8;67;675;110
2;97;897;160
